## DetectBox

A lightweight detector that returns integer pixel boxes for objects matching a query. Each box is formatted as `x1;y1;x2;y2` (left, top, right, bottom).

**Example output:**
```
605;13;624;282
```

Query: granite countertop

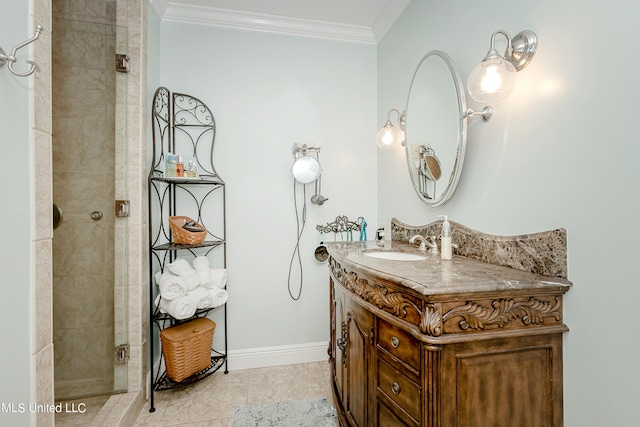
326;240;572;297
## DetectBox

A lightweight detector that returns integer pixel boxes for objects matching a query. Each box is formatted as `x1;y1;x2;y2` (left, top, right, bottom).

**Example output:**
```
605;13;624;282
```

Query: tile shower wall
30;0;147;424
51;6;119;398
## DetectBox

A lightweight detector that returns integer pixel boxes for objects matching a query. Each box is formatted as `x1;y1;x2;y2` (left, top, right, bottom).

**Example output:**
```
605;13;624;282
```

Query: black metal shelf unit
148;87;227;412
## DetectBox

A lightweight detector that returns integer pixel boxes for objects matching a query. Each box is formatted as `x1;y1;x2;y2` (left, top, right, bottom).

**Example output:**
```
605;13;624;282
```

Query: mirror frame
404;50;468;207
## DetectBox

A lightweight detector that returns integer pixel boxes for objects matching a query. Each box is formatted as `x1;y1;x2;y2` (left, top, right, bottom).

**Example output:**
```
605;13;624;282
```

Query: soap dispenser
439;215;452;260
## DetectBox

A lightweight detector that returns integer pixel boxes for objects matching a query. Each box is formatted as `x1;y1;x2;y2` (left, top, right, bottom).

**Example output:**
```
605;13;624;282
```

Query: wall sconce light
467;30;538;103
376;108;405;149
463;106;494;121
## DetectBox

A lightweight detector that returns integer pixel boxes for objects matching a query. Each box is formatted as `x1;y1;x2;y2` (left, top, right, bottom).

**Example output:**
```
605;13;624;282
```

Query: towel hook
0;24;43;77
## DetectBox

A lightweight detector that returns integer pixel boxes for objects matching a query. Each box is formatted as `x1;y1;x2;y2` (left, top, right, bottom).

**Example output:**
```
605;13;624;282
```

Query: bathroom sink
363;251;427;261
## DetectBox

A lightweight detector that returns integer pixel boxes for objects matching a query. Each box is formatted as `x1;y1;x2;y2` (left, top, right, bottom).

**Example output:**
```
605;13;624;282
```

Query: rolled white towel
208;288;228;308
205;268;228;289
167;258;191;275
193;256;212;285
154;295;166;313
181;269;201;291
157;294;197;320
155;272;187;300
192;256;209;271
197;270;213;287
188;286;214;310
167;258;201;290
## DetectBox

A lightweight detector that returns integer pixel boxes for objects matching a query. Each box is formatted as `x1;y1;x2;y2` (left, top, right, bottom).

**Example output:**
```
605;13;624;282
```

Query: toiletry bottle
165;153;177;178
176;155;184;177
186;159;198;178
376;224;386;246
439;215;452;260
359;219;367;241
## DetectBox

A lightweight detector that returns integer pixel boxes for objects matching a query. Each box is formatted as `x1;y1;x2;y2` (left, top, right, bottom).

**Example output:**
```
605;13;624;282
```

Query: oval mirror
404;50;467;207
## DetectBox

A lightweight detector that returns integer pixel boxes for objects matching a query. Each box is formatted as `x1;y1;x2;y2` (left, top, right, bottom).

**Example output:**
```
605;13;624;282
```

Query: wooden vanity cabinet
328;256;569;427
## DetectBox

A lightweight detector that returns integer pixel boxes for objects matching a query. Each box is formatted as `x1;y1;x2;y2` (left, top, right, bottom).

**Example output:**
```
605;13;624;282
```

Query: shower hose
287;179;307;300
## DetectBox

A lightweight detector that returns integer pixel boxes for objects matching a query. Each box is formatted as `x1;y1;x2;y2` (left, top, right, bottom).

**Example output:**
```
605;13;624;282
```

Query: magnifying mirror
292;156;320;184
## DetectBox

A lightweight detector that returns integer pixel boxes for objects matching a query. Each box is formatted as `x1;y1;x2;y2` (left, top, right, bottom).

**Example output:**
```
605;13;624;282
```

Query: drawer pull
391;336;400;348
391;382;401;395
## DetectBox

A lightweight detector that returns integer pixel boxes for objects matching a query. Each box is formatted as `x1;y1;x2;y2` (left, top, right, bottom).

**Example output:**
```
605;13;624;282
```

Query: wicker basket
168;216;207;245
160;317;216;382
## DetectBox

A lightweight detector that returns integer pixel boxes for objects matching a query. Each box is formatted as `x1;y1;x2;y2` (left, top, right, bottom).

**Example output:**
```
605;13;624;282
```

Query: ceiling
152;0;412;44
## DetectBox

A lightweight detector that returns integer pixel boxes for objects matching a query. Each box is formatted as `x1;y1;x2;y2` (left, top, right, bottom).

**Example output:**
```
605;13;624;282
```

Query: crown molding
149;0;170;18
162;3;377;45
372;0;411;42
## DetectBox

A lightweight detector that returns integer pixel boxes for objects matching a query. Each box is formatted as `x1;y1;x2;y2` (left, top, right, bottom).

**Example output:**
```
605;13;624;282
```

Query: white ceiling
151;0;412;44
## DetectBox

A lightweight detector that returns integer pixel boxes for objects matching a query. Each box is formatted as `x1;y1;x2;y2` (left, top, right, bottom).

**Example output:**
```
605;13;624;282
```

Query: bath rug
230;397;337;427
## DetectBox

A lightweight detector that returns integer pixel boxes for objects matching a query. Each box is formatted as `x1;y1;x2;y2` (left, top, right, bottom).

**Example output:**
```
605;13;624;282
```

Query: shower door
51;16;129;400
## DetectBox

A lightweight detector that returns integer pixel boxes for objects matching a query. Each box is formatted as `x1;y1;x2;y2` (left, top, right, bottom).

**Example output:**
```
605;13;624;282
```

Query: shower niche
148;87;228;411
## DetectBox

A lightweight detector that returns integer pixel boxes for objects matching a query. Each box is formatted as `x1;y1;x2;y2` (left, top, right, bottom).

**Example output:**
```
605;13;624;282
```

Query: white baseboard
227;341;330;371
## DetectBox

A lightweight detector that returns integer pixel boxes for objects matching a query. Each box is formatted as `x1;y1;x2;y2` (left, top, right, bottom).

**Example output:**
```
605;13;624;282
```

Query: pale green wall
378;1;640;425
157;24;378;351
0;1;34;425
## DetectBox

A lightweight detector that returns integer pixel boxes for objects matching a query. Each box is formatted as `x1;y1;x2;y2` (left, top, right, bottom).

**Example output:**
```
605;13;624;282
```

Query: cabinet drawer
377;358;421;422
378;318;420;371
377;400;416;427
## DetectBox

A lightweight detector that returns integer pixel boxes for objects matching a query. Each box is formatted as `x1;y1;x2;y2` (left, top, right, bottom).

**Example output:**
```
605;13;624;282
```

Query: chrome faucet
409;234;439;254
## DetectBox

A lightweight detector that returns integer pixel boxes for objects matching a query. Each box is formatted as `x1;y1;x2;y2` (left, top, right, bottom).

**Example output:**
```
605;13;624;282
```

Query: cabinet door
441;334;564;427
332;279;346;406
344;298;373;427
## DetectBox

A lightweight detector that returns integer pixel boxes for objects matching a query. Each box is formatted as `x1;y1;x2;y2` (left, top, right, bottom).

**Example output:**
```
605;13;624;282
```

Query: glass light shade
467;58;517;103
292;156;320;184
376;121;402;149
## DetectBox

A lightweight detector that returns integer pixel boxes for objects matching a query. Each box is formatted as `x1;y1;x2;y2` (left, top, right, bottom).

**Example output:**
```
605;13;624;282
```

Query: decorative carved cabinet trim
329;257;567;340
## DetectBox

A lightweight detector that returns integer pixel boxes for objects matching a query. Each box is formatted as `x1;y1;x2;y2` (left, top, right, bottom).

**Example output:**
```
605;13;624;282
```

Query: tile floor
55;395;110;426
134;361;334;426
54;361;333;426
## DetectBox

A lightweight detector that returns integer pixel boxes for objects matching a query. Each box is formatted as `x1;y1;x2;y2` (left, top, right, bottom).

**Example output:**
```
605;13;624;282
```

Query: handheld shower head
311;194;328;205
311;174;328;205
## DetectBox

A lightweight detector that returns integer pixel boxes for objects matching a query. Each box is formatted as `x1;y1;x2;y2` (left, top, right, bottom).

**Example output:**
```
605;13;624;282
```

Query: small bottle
176;155;184;177
439;215;452;260
165;153;177;178
375;224;386;246
186;159;198;178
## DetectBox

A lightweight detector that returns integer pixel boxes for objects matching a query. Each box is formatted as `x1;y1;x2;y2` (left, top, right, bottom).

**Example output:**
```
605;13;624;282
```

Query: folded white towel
204;268;228;289
155;272;187;300
188;286;214;310
208;288;228;308
167;258;201;290
156;294;197;320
